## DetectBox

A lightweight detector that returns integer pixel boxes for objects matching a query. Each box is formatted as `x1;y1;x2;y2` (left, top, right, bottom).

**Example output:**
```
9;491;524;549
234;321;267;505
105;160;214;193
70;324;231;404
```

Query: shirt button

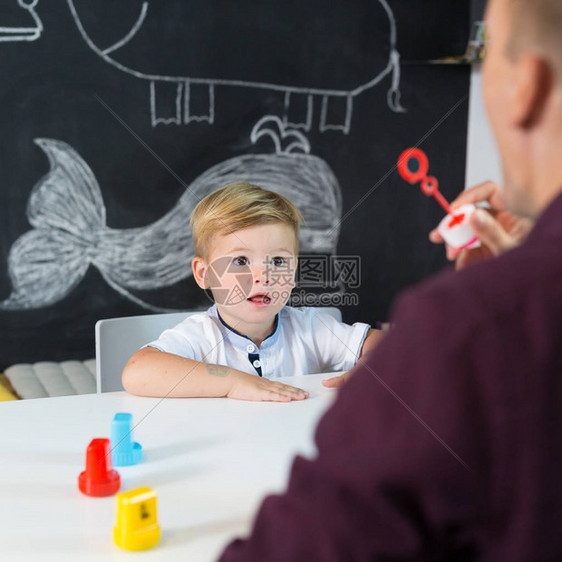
246;344;255;353
253;359;261;368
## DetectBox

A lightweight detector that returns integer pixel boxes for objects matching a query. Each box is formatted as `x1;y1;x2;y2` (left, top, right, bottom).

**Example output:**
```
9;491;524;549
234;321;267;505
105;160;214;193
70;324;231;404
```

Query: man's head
506;0;562;78
483;0;562;217
190;182;301;260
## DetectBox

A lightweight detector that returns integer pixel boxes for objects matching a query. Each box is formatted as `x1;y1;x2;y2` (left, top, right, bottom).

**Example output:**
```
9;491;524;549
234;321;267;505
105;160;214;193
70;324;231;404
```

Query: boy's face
193;223;298;335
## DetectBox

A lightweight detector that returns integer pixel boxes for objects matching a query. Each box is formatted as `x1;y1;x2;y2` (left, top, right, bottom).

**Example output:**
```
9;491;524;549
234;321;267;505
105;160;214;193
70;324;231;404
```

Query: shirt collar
207;305;280;349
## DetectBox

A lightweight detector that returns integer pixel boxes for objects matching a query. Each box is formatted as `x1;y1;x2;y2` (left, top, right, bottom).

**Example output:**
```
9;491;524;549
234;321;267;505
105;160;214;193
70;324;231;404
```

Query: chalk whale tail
1;139;107;310
1;138;194;312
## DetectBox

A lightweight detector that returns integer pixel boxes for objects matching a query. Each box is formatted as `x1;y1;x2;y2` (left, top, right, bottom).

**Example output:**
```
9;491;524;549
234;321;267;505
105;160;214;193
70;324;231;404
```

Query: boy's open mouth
247;294;271;305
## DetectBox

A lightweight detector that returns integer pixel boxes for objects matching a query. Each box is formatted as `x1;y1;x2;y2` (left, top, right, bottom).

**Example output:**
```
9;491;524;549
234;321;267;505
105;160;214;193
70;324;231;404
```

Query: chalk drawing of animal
1;117;343;311
66;0;405;133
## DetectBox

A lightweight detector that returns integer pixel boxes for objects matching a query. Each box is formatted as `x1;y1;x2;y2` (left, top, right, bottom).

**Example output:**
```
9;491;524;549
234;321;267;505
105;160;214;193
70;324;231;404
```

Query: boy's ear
192;257;209;289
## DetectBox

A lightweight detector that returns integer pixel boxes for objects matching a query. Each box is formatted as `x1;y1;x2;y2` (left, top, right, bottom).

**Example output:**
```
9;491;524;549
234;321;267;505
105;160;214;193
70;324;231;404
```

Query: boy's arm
359;328;385;358
122;347;309;402
322;329;385;389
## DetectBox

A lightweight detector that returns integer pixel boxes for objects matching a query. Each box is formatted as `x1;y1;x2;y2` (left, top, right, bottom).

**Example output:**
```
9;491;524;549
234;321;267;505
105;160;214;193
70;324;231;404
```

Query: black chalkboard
471;0;487;23
0;1;470;368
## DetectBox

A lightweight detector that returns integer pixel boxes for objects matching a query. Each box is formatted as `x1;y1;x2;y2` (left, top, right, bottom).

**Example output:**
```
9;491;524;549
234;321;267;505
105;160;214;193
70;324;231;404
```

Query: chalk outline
66;0;405;132
101;1;148;56
1;116;342;311
251;115;311;155
149;80;182;126
0;0;43;42
184;81;215;125
283;92;314;133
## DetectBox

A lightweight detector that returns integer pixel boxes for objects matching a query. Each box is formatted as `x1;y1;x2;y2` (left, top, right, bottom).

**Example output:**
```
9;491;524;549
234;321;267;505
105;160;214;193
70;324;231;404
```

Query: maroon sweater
219;194;562;562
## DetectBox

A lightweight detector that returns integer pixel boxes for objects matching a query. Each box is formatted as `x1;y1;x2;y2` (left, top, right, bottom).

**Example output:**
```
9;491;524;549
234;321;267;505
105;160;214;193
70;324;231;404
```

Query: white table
0;374;337;561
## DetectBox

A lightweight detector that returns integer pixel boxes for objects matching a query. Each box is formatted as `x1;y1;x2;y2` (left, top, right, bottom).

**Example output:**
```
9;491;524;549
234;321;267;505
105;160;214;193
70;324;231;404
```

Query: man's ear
192;256;209;289
512;54;553;128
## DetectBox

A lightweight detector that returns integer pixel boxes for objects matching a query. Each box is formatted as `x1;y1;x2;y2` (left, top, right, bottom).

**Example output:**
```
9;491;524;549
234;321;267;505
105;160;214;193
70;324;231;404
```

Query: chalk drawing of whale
1;117;343;311
66;0;405;133
0;0;42;42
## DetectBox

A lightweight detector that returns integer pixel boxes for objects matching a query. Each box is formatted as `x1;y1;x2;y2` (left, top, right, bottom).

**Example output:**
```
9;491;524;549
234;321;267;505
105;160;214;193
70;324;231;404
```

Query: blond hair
507;0;562;79
190;182;302;258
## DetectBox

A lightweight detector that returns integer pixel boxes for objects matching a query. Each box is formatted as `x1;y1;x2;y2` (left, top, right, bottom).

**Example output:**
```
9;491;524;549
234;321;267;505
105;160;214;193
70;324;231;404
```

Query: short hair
507;0;562;79
190;182;302;258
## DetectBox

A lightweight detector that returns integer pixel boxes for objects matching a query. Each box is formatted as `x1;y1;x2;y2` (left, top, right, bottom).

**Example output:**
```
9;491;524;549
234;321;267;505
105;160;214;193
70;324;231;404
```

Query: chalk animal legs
283;92;313;133
150;80;214;127
283;92;354;135
320;95;353;135
184;81;215;124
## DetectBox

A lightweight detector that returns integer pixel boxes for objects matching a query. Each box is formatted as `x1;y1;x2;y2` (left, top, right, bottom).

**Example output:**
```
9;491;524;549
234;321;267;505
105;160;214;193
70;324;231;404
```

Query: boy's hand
322;371;352;389
429;181;533;270
227;371;309;402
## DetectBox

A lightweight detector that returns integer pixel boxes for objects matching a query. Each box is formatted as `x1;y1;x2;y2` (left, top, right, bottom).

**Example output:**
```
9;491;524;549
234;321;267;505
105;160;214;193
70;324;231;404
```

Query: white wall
465;65;502;189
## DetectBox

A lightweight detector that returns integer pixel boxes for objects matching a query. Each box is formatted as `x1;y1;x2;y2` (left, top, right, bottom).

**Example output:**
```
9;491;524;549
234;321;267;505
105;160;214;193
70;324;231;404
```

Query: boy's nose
253;266;270;285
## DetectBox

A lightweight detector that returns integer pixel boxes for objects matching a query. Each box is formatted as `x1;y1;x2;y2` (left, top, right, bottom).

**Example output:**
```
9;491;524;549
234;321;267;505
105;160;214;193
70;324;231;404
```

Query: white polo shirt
147;305;370;379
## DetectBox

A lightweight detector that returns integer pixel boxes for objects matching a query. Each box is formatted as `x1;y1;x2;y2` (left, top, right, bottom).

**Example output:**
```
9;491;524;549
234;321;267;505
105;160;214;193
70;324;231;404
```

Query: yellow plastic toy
114;487;161;551
0;381;17;401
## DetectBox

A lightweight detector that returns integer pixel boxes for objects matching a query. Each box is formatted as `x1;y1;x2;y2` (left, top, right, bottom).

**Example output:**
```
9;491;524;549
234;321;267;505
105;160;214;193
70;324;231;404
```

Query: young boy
122;182;382;401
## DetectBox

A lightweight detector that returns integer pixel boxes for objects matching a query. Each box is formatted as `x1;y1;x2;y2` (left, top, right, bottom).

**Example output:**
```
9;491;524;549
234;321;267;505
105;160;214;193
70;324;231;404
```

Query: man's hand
227;371;309;402
321;329;385;390
322;371;352;389
429;181;533;269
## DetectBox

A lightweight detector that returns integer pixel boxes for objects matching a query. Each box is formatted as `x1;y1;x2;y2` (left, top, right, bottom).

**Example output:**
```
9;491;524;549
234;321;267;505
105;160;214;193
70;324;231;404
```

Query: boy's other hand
322;371;352;389
429;181;533;270
227;372;309;402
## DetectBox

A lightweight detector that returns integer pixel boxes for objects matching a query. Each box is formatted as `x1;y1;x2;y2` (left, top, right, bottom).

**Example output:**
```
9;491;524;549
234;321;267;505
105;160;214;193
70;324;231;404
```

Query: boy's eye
270;256;287;267
232;256;248;266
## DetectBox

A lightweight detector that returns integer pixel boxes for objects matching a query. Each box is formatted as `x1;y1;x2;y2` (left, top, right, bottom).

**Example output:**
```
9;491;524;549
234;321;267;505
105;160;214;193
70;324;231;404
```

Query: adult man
219;0;562;559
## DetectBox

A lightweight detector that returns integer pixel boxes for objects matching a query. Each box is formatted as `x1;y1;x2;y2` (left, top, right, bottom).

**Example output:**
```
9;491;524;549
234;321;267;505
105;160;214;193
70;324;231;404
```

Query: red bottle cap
78;438;121;497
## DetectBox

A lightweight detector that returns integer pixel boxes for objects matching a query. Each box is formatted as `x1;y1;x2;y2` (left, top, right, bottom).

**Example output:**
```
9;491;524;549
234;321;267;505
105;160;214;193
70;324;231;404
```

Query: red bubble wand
397;148;465;227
